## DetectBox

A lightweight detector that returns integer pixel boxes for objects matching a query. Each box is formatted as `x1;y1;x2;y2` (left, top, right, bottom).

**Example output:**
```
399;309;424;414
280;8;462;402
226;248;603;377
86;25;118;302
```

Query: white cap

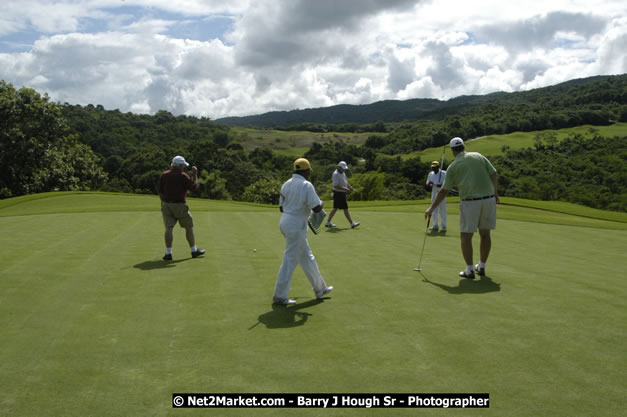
338;161;349;170
450;137;464;148
171;155;189;167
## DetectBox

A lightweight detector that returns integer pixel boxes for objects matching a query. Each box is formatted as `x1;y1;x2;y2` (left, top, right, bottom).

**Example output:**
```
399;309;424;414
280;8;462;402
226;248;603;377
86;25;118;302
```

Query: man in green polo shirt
425;137;499;278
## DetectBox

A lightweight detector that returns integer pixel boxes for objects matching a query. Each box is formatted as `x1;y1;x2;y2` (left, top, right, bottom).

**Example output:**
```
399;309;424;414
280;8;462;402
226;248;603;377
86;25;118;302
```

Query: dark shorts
333;191;348;209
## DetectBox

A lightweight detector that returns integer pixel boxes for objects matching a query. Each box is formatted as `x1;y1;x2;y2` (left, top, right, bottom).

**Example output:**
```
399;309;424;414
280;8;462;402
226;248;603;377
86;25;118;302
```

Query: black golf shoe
162;254;172;261
474;264;486;276
191;249;206;258
459;270;475;279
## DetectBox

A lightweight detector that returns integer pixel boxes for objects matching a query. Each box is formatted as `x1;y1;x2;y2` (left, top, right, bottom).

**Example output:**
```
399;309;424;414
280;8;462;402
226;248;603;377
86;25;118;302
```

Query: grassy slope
226;123;627;162
229;127;382;154
412;122;627;163
0;193;625;416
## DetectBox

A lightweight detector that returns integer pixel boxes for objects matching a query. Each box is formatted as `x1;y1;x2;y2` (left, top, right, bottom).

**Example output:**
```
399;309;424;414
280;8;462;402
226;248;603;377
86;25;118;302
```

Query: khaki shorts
459;198;496;233
161;202;194;229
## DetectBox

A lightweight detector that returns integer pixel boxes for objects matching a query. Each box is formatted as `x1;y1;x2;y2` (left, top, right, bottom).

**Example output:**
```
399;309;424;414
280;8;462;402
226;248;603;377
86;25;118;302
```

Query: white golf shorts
459;197;496;233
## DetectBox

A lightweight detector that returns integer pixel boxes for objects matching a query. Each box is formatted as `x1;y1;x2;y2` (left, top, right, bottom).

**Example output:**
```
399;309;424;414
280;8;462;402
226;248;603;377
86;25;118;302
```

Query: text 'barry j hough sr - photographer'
172;393;490;408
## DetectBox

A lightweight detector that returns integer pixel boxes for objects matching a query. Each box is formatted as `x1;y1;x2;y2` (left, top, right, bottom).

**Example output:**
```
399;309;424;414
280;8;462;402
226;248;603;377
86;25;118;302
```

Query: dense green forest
1;76;626;211
493;133;626;211
220;74;627;157
0;81;106;198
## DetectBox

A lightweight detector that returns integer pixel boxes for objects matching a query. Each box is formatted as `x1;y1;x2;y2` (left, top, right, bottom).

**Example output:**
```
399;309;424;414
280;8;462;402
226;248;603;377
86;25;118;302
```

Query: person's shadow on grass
325;227;348;233
421;273;501;294
251;299;324;329
132;258;190;270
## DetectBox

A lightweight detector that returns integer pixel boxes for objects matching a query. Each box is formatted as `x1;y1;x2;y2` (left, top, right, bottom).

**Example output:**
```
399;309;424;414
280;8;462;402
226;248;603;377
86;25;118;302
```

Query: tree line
217;74;626;131
222;74;626;157
1;79;625;211
492;132;626;211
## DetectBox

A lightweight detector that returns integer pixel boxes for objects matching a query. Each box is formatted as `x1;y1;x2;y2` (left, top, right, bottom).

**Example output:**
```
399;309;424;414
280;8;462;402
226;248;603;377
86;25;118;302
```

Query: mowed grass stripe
0;195;625;416
0;192;275;218
348;198;627;229
0;213;161;415
504;220;625;410
408;217;626;414
2;192;625;230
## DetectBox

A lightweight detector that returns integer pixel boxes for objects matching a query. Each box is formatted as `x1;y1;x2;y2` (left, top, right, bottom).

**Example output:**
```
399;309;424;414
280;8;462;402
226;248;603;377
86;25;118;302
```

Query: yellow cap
431;161;440;167
293;158;312;171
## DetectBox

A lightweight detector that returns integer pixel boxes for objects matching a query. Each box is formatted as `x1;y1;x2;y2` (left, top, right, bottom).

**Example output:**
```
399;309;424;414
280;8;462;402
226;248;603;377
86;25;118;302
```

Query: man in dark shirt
159;155;205;260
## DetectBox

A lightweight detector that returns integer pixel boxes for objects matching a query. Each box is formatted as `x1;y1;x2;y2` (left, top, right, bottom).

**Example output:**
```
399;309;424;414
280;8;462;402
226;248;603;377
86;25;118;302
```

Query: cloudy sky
1;0;625;119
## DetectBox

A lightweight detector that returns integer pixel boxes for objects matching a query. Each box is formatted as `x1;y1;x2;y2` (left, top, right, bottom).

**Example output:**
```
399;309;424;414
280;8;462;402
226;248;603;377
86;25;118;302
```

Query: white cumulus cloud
0;0;624;118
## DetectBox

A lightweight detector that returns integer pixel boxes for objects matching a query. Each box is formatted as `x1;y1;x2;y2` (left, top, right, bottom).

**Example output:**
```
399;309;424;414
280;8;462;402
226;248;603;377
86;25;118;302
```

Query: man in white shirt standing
274;158;333;305
325;161;360;229
426;161;447;232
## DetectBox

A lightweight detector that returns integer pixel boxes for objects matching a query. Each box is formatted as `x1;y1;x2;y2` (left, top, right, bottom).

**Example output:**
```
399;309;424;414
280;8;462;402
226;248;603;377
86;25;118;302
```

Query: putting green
0;193;625;416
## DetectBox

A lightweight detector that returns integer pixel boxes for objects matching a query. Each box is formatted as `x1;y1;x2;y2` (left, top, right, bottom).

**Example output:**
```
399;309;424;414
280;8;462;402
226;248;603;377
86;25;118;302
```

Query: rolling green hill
411;122;627;162
216;74;626;128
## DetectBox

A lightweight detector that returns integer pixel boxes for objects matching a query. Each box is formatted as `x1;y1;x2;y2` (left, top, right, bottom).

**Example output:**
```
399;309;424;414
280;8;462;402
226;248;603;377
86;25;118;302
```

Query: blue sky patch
167;15;235;43
0;30;42;53
0;5;235;53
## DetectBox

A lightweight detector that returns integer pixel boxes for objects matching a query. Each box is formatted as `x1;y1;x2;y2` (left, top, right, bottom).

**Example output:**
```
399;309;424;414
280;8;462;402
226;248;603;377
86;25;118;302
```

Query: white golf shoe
273;297;296;305
316;286;333;299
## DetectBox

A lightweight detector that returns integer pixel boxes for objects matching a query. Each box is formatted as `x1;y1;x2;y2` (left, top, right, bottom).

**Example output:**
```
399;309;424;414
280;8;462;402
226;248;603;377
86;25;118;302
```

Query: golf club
413;145;444;272
414;215;430;271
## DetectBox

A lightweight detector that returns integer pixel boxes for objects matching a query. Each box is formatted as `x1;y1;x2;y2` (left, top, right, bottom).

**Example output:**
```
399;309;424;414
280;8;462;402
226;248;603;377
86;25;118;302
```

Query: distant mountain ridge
216;75;620;128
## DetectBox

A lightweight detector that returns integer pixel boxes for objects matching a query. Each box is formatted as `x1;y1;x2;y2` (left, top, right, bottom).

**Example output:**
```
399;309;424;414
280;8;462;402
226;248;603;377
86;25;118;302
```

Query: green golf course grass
230;127;378;153
1;192;625;416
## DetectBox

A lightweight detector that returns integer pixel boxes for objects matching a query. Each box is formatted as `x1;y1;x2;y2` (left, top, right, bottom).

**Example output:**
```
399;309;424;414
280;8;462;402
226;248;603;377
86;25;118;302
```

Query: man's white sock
165;248;172;255
466;265;474;272
191;245;197;252
479;262;486;269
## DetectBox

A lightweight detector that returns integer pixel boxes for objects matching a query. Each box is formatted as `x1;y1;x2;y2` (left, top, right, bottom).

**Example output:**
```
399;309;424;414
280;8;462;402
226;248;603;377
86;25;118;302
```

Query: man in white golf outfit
426;161;447;232
273;158;333;305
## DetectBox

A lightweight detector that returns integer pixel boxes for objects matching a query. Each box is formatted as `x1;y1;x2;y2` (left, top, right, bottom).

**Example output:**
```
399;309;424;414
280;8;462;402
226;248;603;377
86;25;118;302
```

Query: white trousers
430;187;447;228
274;214;327;299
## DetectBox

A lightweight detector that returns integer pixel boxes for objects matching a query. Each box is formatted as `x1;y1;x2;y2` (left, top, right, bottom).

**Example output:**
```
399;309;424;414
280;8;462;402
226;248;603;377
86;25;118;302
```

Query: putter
414;216;430;272
414;145;445;272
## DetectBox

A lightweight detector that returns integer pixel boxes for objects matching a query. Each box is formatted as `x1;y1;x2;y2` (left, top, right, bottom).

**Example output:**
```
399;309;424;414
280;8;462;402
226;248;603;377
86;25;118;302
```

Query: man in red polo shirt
159;155;205;261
